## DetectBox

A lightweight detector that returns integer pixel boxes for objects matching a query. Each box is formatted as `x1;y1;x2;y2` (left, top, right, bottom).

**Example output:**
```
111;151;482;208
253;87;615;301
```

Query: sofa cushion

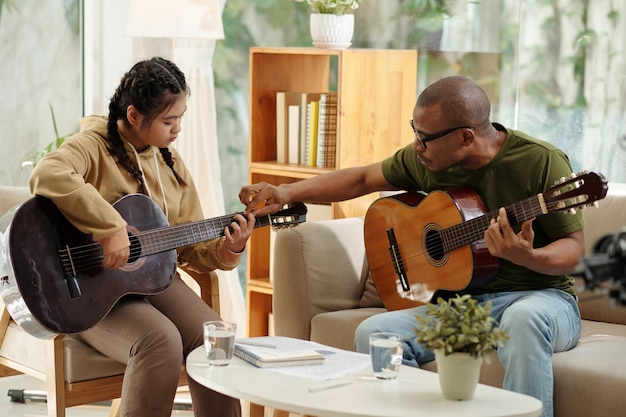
310;307;386;351
578;295;626;325
358;272;385;308
64;336;128;382
552;331;626;417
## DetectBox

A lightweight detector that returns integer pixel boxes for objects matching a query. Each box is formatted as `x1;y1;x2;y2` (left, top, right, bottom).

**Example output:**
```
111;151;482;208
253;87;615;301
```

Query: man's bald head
416;76;491;129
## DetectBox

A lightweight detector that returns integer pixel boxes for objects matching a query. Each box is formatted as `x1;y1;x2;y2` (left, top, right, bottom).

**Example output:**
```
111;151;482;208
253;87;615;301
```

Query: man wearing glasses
239;76;583;417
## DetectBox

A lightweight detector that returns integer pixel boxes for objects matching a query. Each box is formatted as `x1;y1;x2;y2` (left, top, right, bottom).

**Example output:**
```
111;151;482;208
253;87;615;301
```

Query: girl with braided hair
29;57;251;417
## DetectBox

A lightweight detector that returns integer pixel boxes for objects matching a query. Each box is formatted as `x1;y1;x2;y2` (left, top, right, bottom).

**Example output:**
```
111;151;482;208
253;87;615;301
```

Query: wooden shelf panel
247;278;273;292
250;46;343;56
250;162;333;179
246;289;272;337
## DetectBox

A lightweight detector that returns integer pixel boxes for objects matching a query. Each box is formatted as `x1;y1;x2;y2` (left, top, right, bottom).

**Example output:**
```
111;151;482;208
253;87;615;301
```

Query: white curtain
171;1;247;337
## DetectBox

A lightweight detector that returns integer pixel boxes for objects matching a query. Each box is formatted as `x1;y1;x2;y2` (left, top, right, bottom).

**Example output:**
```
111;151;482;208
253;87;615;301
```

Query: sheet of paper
235;336;372;380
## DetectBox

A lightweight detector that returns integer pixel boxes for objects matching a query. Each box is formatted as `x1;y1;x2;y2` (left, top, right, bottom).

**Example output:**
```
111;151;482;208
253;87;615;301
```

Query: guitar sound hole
425;230;445;261
128;235;141;263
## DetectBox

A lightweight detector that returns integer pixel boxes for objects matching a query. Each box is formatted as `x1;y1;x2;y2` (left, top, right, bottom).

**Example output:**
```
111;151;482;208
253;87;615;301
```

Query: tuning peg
568;208;577;215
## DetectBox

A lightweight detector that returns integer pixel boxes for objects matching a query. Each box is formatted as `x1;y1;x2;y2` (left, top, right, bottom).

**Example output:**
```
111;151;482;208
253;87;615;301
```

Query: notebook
234;337;325;368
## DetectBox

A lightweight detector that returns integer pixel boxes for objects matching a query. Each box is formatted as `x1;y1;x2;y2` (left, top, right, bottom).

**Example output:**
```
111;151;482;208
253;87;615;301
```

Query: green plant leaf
414;294;509;358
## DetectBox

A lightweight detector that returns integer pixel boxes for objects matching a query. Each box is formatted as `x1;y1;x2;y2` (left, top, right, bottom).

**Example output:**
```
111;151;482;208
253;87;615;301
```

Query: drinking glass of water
369;332;403;380
203;320;237;366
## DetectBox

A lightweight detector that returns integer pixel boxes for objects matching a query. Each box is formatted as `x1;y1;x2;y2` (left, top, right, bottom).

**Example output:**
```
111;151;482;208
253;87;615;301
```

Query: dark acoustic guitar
363;171;608;311
0;193;307;339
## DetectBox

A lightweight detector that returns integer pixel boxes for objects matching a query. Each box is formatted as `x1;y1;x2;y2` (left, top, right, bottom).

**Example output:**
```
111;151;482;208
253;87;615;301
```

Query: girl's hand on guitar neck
485;207;535;267
98;227;131;269
218;212;256;263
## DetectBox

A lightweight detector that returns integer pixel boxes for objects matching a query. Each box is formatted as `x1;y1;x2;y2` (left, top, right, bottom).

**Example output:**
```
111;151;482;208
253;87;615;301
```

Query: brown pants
78;275;241;417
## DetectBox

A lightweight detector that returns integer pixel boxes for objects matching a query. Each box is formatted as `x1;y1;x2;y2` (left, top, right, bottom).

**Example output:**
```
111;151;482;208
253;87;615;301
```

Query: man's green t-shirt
381;123;584;296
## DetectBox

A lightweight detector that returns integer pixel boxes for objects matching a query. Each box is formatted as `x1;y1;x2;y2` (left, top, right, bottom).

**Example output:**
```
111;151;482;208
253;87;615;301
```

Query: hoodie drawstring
129;143;169;219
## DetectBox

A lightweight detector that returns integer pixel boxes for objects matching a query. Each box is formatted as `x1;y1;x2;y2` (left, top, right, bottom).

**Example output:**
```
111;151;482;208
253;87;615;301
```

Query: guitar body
364;190;499;311
0;194;176;338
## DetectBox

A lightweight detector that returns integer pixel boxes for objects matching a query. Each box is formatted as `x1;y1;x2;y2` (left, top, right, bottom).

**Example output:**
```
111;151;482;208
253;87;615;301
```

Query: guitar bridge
59;246;82;298
386;228;410;292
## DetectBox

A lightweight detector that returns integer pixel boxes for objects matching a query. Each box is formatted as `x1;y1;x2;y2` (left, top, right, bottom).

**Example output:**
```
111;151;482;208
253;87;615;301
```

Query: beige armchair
0;185;219;417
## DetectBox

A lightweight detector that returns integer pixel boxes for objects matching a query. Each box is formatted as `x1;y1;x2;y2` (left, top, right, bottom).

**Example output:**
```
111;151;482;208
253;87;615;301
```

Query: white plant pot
309;13;354;50
434;349;483;401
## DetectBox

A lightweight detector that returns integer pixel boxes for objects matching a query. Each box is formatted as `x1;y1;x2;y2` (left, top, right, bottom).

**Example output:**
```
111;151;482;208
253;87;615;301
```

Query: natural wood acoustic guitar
363;171;608;311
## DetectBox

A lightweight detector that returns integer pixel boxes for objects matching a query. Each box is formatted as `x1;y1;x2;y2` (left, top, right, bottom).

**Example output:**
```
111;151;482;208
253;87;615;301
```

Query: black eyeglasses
409;120;475;149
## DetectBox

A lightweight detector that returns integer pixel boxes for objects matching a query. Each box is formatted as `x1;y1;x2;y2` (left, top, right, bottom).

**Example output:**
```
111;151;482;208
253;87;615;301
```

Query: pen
235;340;277;349
308;380;352;393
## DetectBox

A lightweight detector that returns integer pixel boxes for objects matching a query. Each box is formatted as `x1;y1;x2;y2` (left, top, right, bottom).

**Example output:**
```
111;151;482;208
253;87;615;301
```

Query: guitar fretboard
441;194;546;253
137;214;274;257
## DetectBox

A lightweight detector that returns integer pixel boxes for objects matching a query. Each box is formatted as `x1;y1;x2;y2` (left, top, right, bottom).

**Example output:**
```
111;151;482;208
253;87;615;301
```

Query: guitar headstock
269;202;308;230
543;171;608;214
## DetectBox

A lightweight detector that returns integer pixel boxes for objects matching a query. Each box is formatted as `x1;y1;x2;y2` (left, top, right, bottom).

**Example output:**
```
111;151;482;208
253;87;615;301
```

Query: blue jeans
354;289;581;417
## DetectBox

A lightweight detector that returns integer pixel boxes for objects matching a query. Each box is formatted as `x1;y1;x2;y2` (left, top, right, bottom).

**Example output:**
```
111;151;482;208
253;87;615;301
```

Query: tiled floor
0;374;287;417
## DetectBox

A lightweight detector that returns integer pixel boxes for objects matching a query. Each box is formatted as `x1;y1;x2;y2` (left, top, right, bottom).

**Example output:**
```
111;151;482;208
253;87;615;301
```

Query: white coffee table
186;346;542;417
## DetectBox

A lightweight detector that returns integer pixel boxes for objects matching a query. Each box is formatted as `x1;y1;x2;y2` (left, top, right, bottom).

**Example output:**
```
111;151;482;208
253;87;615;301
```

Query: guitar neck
443;194;546;252
136;214;272;257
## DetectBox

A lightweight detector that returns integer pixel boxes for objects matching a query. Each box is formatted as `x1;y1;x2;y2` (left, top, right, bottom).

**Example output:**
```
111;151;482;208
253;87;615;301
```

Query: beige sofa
272;183;626;417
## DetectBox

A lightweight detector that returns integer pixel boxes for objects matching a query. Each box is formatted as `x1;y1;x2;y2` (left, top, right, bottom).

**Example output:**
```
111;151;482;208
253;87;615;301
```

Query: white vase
434;350;483;401
309;13;354;50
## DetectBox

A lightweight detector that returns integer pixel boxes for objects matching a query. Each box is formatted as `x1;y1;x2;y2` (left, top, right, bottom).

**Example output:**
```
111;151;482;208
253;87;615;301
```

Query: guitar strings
391;195;564;270
396;176;590;269
56;205;308;274
57;213;246;273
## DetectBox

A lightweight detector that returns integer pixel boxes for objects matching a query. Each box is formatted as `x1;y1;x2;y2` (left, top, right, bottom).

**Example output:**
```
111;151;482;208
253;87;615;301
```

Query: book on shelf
234;336;325;368
304;103;312;166
306;100;319;167
315;92;338;169
277;91;336;167
276;92;303;164
287;104;300;164
300;92;322;165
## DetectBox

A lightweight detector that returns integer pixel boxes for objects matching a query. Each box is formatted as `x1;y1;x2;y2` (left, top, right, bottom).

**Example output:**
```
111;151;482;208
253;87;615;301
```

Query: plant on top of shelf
414;294;509;358
294;0;361;15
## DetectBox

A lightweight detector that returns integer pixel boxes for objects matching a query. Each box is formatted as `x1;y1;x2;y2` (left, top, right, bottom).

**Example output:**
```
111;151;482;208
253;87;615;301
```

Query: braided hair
106;57;190;190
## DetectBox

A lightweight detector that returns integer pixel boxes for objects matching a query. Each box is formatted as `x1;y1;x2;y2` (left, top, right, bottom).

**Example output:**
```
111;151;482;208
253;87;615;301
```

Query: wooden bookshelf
246;47;418;336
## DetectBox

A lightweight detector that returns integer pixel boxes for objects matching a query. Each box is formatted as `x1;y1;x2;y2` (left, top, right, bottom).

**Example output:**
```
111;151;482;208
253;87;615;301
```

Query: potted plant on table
414;294;509;401
294;0;362;49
